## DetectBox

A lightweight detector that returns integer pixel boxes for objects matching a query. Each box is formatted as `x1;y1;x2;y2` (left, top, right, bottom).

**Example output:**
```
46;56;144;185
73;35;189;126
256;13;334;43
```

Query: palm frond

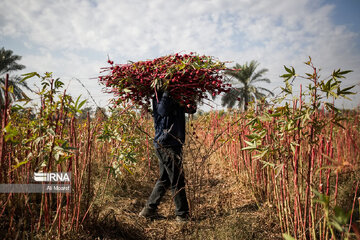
0;48;30;104
257;86;274;96
225;70;247;85
0;48;25;75
254;91;266;100
221;87;243;109
251;78;271;84
251;68;268;81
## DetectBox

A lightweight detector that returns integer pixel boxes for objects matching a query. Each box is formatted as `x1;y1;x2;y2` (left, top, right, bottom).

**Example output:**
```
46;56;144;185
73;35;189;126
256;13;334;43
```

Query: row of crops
0;58;359;239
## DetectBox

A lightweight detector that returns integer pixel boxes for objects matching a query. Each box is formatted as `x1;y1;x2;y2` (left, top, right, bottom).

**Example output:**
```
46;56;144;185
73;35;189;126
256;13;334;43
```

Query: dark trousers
146;146;189;216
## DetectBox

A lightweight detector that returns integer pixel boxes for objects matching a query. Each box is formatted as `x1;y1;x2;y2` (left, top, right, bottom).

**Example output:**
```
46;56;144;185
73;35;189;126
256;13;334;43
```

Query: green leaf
47;128;56;136
245;134;259;140
104;166;116;177
330;220;343;232
338;85;355;96
8;85;14;94
242;140;257;150
304;56;312;65
284;65;292;74
3;122;19;142
54;78;64;89
312;189;329;207
123;164;133;175
283;233;296;240
280;73;292;79
12;159;29;169
21;72;40;82
333;120;345;129
269;112;282;117
54;152;60;161
253;149;268;160
290;144;295;154
324;103;339;113
333;206;351;225
178;62;186;71
259;159;275;168
338;70;353;75
33;136;45;146
78;99;87;110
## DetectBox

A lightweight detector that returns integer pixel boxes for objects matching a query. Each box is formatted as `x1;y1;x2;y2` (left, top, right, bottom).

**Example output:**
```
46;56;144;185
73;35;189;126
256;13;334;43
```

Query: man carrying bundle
139;91;196;222
100;53;229;221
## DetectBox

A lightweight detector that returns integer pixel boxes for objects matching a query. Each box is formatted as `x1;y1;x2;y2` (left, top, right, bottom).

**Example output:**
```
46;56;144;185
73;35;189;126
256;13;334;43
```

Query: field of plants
0;59;359;239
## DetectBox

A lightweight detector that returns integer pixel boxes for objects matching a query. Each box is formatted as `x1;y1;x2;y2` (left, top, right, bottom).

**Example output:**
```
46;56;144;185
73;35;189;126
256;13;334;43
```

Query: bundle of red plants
99;53;231;108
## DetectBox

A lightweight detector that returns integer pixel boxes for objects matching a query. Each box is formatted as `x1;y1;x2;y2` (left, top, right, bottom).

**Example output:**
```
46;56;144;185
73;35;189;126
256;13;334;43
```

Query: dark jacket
152;92;195;148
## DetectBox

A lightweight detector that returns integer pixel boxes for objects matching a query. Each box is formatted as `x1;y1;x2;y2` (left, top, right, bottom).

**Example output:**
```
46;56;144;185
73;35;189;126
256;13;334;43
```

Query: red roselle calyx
99;52;232;107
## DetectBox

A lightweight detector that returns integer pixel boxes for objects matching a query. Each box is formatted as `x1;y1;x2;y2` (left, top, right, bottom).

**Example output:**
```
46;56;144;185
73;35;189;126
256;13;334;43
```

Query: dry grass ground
75;147;282;240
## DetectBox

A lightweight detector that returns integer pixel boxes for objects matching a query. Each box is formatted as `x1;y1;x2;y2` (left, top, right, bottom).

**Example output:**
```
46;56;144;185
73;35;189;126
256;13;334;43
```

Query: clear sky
1;0;359;110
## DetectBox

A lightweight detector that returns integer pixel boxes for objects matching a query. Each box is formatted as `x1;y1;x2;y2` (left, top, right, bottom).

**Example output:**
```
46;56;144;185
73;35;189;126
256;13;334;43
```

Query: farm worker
139;90;196;222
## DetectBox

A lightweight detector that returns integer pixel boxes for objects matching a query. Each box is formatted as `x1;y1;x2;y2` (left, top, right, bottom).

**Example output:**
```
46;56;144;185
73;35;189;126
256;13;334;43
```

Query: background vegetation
0;51;359;239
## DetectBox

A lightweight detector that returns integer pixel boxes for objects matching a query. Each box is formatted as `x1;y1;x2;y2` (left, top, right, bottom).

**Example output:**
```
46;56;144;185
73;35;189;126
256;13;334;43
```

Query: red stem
348;181;359;233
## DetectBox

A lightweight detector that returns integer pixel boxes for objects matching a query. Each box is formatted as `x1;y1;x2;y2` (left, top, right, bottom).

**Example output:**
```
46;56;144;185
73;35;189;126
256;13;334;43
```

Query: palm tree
221;60;274;111
0;47;32;104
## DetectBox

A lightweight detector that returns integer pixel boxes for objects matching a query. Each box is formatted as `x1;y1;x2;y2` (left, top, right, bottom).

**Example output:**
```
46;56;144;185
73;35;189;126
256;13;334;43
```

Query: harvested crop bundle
99;52;231;108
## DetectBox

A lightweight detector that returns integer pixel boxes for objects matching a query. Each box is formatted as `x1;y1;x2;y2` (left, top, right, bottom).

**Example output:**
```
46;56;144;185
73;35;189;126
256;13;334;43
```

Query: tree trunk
244;89;249;111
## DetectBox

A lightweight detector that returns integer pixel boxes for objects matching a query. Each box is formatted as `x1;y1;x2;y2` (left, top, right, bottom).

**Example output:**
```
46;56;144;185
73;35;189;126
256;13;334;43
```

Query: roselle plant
99;52;231;108
241;57;356;239
97;105;150;177
0;72;104;237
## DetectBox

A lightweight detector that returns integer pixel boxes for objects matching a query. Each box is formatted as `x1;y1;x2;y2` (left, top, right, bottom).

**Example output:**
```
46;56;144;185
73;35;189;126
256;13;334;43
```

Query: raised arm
154;91;175;117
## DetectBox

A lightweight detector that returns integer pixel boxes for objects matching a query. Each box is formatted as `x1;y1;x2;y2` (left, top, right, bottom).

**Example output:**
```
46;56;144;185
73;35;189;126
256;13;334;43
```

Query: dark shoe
175;214;189;222
139;207;159;219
